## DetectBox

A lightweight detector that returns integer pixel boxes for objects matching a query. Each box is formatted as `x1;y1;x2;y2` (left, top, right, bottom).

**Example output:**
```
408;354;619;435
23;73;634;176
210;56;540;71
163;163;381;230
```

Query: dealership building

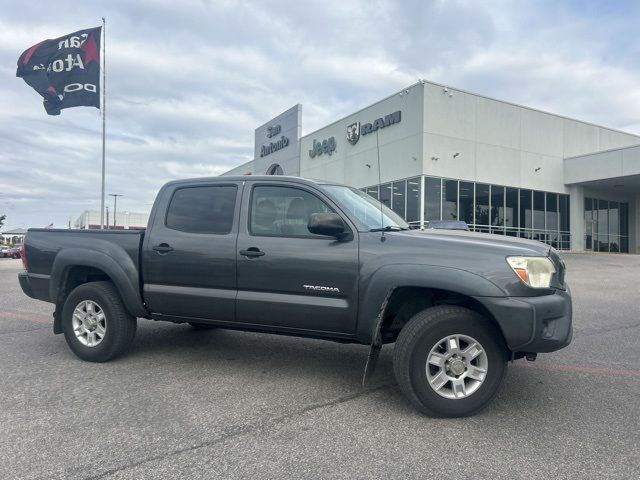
224;80;640;253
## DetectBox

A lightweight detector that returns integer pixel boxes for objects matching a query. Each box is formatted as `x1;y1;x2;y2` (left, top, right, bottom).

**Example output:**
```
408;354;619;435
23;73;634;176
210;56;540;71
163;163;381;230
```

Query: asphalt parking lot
1;253;639;480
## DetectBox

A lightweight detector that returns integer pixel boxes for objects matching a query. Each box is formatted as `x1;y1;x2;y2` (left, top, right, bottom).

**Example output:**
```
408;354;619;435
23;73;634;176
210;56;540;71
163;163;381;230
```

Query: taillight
20;245;28;270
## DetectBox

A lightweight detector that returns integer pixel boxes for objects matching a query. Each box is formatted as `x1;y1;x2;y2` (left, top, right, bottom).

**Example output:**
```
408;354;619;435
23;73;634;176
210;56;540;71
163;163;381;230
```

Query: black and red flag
16;27;101;115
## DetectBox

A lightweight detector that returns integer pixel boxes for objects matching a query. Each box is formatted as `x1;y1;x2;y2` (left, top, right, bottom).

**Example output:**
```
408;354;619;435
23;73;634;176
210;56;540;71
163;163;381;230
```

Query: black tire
62;281;137;362
393;305;508;417
188;322;217;330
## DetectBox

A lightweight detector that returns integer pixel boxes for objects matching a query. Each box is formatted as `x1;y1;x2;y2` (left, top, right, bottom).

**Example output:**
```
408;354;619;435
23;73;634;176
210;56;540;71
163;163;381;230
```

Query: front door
585;220;594;251
236;182;359;335
142;181;243;321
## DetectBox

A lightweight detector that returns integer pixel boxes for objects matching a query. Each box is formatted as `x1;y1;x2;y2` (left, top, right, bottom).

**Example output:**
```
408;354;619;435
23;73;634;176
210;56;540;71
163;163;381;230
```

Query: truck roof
163;175;340;188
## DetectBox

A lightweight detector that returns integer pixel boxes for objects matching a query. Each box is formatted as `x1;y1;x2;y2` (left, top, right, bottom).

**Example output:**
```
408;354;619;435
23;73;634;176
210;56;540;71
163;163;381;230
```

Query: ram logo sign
346;110;402;145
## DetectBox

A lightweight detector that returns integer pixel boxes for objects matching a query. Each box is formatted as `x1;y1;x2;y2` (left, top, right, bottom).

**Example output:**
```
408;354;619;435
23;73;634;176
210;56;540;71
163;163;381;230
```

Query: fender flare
50;248;147;325
359;264;506;385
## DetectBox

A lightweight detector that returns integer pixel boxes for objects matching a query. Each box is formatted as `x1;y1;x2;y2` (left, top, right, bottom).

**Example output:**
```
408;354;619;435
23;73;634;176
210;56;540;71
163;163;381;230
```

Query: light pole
108;194;123;230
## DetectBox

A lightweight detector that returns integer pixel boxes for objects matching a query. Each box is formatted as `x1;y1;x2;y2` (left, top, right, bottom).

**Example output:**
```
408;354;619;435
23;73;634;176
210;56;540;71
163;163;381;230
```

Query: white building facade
224;80;640;253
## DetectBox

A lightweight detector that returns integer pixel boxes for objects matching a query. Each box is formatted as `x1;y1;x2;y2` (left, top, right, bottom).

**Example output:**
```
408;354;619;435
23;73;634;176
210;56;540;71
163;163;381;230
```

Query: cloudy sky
1;0;639;230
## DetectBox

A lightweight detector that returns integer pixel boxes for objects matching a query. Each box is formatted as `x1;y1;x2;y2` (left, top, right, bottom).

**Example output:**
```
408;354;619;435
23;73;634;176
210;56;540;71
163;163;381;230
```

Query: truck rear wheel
393;305;507;417
62;281;137;362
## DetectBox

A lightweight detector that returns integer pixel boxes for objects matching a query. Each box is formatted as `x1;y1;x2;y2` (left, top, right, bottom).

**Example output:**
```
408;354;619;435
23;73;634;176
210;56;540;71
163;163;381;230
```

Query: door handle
152;243;174;254
239;247;265;258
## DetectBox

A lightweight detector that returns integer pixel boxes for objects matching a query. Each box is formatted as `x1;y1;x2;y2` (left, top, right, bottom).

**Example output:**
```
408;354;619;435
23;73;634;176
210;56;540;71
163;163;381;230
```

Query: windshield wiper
369;226;407;232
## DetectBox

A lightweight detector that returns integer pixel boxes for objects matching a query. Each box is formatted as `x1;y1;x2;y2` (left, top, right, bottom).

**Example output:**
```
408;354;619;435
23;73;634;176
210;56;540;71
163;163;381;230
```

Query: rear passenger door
235;182;359;335
142;181;242;322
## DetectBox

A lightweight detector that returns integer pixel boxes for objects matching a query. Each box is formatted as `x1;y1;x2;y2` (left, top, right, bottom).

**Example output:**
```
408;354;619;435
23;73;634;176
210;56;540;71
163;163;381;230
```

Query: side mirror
308;213;347;239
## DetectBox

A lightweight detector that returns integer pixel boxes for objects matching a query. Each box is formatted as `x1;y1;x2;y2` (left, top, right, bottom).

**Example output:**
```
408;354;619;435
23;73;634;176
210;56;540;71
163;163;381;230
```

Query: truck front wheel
62;281;137;362
393;305;507;417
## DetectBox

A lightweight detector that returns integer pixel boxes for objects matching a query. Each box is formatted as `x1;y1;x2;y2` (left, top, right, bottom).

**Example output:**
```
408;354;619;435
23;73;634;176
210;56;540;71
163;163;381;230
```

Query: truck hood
398;228;551;257
358;228;557;296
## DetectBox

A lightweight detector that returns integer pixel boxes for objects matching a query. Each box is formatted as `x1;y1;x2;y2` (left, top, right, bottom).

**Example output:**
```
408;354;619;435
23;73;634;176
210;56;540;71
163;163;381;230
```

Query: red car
6;246;22;259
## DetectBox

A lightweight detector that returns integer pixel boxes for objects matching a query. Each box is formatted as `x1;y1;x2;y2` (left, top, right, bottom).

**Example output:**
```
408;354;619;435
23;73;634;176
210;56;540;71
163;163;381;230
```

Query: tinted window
406;177;421;223
380;183;392;208
442;180;458;221
520;189;532;230
392;181;406;218
424;177;441;221
475;183;490;226
459;182;474;225
166;185;237;234
250;186;332;237
505;187;518;230
491;185;505;231
533;191;545;230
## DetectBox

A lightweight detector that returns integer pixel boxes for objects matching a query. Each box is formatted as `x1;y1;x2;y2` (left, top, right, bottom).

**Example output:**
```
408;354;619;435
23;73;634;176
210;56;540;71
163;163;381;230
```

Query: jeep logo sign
309;136;336;158
347;110;401;145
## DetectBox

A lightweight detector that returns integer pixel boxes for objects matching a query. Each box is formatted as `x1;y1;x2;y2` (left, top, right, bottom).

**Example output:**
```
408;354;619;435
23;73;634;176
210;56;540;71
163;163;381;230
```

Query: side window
166;185;237;234
250;186;333;237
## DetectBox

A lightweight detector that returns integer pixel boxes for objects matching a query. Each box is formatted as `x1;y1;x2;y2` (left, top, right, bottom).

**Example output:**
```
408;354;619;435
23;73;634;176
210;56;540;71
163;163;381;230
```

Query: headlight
506;256;556;288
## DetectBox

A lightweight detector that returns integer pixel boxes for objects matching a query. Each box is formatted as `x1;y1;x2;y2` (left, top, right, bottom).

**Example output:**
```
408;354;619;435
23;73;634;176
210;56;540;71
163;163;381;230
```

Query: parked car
18;175;572;417
7;246;21;259
0;246;10;258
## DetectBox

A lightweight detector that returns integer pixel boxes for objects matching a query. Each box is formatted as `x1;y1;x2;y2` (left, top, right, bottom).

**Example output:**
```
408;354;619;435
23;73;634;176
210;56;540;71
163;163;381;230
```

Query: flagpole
100;16;106;229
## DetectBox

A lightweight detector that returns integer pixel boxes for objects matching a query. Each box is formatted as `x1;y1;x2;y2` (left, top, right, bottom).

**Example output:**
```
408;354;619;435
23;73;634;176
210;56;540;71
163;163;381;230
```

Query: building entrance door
585;220;595;251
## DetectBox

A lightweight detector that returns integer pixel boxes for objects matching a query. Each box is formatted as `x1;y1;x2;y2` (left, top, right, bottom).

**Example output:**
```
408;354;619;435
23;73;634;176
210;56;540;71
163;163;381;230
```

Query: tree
0;214;5;229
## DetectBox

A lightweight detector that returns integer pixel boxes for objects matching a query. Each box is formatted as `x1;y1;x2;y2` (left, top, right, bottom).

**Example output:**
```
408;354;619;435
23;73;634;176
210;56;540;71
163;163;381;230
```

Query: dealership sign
347;110;401;146
308;136;336;158
260;123;290;158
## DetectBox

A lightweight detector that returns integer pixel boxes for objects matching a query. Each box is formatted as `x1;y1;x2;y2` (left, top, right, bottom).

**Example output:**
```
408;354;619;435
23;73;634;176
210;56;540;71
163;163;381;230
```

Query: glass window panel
620;203;629;237
597;199;608;237
621;236;629;253
250;185;332;237
166;185;237;234
442;180;458;221
424;177;441;221
505;188;518;231
597;199;608;252
459;182;474;225
380;183;392;208
609;201;619;237
405;177;420;223
609;236;620;253
475;183;490;226
366;186;379;200
546;193;558;233
392;181;406;218
533;191;545;230
519;190;532;230
559;195;569;232
490;185;505;230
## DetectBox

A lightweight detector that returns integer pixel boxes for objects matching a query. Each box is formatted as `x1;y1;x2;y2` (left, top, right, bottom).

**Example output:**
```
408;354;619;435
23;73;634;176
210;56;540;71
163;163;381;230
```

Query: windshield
322;185;410;231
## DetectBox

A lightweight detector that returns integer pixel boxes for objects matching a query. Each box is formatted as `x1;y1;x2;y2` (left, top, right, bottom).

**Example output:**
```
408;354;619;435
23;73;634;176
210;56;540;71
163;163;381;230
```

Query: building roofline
423;79;640;138
301;81;422;138
564;142;640;159
302;78;640;140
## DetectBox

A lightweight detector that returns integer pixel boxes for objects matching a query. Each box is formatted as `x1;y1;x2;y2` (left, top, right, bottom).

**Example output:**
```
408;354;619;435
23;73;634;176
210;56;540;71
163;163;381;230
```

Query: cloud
1;0;639;230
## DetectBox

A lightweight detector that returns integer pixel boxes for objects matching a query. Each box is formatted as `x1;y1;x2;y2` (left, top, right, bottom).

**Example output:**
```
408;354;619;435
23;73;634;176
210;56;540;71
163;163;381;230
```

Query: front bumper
474;286;573;353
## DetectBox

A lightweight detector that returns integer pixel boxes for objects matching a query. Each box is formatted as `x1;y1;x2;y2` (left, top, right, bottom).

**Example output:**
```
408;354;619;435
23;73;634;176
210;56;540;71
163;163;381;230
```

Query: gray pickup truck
19;176;572;417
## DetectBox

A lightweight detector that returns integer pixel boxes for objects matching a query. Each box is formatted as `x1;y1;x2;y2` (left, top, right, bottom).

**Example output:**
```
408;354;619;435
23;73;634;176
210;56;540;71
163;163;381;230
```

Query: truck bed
21;229;145;307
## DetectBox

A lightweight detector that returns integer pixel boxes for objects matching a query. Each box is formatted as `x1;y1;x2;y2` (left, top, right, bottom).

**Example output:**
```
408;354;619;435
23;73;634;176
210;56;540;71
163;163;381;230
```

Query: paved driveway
0;254;638;479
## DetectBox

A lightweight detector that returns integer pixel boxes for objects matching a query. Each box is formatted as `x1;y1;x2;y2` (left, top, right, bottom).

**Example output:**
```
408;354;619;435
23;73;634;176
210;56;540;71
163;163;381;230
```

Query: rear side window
166;185;237;234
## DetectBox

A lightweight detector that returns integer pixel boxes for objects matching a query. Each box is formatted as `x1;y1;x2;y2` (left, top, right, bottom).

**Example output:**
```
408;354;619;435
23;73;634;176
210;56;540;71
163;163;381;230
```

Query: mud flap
362;289;393;387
